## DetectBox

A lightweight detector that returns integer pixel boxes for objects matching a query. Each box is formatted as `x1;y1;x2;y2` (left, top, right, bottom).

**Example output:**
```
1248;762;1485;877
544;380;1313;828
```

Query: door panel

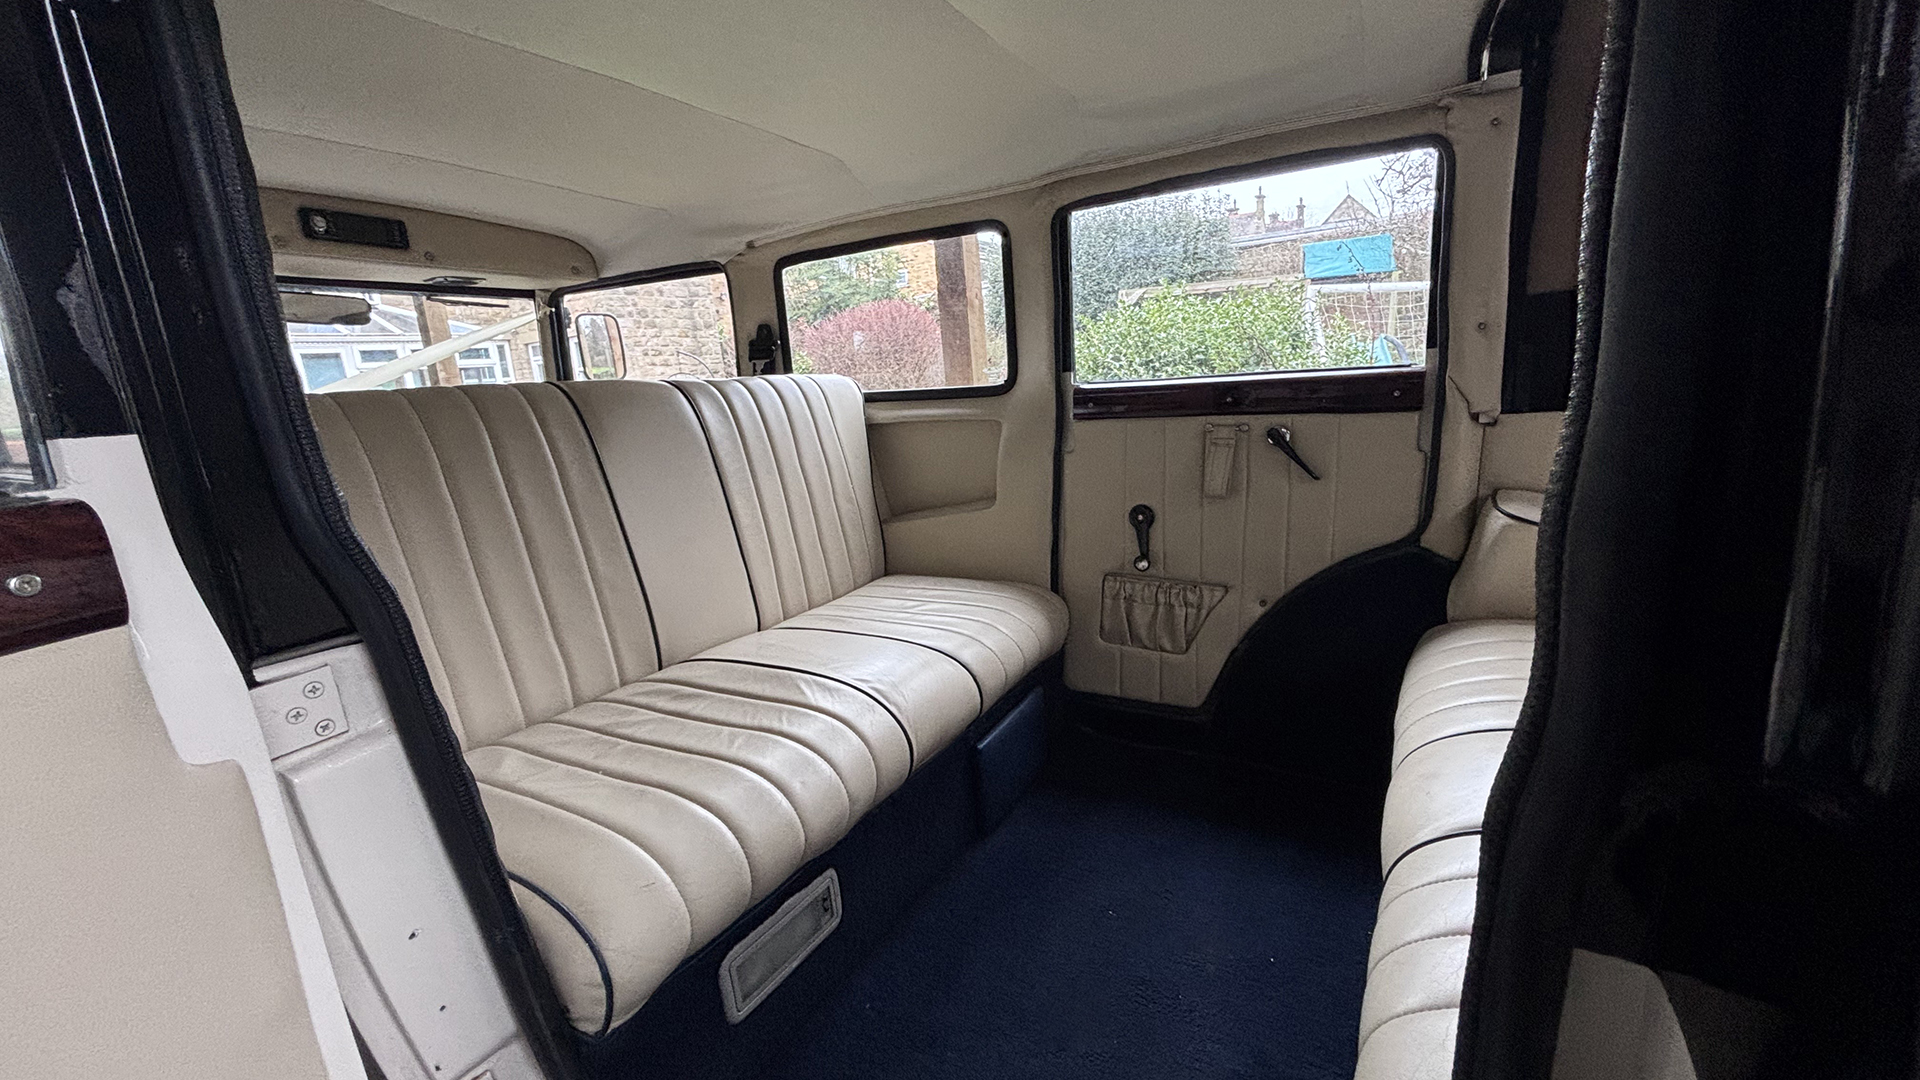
2;626;331;1080
1060;410;1424;707
0;482;343;1079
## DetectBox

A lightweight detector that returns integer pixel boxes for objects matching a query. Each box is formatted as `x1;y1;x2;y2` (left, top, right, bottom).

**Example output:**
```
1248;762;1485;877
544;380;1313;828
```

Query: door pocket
1099;573;1229;655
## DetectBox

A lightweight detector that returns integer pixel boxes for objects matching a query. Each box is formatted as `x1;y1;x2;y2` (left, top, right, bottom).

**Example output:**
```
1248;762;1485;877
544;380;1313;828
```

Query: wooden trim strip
0;500;128;657
1072;366;1425;420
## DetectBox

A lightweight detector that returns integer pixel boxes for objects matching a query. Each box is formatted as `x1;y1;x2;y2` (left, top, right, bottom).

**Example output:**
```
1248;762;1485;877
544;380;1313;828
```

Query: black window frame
773;219;1019;402
1056;135;1454;420
548;260;735;383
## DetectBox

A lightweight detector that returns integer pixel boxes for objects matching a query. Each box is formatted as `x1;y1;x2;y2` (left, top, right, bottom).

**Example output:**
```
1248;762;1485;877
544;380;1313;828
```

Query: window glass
779;228;1010;394
281;286;542;393
562;271;736;381
298;352;347;390
1068;147;1439;383
0;295;41;492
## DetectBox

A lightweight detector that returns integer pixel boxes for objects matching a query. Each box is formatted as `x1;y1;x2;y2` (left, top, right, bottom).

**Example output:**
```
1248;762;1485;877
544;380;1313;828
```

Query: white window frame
296;350;350;392
454;343;508;384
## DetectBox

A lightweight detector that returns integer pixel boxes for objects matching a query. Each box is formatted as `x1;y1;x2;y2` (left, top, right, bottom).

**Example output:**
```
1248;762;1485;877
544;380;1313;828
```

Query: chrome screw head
6;573;42;598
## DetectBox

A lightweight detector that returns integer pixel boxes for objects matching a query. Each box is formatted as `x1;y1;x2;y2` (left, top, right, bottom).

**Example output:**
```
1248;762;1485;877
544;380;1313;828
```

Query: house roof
215;0;1484;274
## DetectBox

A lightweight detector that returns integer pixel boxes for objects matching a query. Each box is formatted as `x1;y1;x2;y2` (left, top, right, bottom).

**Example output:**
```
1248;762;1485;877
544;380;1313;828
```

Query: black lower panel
1208;543;1454;791
758;765;1378;1080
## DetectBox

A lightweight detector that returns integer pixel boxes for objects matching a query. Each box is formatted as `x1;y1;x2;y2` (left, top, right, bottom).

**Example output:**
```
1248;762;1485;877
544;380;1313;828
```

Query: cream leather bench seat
1355;490;1541;1080
309;375;1066;1036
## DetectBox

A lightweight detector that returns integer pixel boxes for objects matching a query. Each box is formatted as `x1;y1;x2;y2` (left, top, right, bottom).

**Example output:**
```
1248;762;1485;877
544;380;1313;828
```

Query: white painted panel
269;647;521;1080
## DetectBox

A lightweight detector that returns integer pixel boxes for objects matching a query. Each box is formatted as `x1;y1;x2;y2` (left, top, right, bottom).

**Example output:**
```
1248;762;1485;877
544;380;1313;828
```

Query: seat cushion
1359;618;1532;1079
464;575;1064;1033
692;627;984;768
466;653;931;1034
1356;835;1485;1079
775;575;1069;710
1392;620;1533;771
310;377;1073;1036
1380;730;1512;877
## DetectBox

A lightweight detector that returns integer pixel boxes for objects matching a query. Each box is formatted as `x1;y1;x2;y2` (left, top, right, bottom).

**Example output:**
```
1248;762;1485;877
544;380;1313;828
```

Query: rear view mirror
279;290;372;326
573;312;626;380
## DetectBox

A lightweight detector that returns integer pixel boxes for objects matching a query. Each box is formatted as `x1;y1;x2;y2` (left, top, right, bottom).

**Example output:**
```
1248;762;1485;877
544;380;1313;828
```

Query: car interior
3;0;1917;1078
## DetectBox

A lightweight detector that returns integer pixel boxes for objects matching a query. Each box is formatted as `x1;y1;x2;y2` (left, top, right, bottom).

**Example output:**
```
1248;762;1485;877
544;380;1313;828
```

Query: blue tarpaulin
1302;233;1397;279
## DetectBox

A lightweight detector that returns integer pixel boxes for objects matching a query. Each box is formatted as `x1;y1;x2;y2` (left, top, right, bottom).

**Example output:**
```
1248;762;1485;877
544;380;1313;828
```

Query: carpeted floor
757;779;1381;1080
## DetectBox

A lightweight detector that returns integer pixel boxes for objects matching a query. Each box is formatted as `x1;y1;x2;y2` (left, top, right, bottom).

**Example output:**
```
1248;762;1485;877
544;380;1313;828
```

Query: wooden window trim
1070;365;1424;420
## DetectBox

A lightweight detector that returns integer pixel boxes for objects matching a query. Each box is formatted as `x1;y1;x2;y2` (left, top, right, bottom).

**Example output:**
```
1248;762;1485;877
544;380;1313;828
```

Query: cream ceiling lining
217;0;1485;274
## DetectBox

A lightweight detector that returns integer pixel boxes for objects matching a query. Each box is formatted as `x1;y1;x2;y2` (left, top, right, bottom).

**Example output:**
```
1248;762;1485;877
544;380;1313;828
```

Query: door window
776;224;1013;397
1067;146;1440;384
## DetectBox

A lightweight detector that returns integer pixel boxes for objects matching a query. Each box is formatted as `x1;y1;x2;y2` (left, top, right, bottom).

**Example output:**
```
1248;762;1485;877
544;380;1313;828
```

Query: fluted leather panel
311;385;659;749
1354;836;1485;1079
561;381;762;664
672;375;886;626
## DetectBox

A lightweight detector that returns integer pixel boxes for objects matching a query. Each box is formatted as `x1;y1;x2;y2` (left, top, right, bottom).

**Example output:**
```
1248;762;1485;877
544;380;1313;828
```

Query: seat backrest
310;384;660;749
1447;489;1542;622
309;373;888;749
671;375;885;627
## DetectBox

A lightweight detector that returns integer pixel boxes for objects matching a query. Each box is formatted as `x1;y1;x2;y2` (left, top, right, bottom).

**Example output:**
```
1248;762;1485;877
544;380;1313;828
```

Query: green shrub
1074;283;1372;382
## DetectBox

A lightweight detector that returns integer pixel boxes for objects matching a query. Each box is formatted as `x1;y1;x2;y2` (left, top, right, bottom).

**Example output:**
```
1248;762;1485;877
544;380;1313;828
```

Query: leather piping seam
773;624;987;713
1359;1002;1462;1051
505;871;615;1038
1368;931;1474;977
1392;726;1520;772
664;379;765;631
1384;828;1483;884
1377;870;1481;916
693;656;917;766
638;670;894;783
549;702;859;821
553;382;667;673
1492;495;1542;526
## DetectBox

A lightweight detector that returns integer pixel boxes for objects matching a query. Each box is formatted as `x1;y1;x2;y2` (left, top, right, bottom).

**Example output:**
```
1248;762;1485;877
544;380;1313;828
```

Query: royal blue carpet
757;782;1380;1080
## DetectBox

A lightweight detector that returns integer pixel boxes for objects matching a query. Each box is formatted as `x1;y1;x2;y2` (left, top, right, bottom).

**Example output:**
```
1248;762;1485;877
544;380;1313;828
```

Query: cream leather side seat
1355;490;1541;1080
309;375;1066;1036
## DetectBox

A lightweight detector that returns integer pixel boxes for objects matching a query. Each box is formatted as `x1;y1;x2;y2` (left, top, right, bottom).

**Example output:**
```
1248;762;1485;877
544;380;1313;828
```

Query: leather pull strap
1201;423;1245;499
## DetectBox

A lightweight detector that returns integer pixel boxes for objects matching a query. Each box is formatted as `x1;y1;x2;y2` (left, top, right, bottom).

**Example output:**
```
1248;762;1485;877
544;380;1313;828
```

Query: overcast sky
1207;148;1436;222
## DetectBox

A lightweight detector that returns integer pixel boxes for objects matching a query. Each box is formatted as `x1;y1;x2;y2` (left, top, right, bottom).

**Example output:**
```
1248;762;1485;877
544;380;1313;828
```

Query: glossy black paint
0;3;128;449
11;0;352;660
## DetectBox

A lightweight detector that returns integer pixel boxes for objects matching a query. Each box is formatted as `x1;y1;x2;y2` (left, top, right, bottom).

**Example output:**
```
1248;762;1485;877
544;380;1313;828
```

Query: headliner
216;0;1486;275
